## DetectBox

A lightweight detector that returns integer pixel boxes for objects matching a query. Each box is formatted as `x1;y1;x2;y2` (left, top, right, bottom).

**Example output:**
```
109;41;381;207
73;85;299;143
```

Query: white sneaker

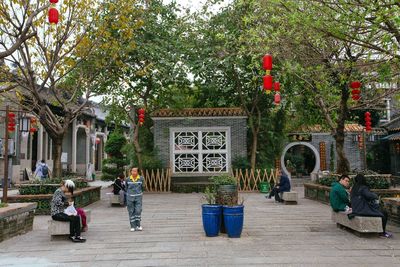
136;226;143;231
130;228;136;232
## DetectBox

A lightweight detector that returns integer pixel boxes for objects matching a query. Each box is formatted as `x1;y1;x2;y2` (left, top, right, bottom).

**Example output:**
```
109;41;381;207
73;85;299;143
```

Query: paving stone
0;186;399;266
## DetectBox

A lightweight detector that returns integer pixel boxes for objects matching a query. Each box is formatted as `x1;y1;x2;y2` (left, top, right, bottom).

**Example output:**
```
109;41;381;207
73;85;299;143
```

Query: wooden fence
234;169;279;192
142;169;172;192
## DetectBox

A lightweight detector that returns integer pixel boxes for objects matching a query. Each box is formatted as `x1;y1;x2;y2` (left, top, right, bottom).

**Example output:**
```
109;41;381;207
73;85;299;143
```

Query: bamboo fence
234;169;279;192
142;168;172;192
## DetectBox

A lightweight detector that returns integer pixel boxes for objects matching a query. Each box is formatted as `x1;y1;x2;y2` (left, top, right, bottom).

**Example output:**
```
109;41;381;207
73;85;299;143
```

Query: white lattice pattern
172;129;229;174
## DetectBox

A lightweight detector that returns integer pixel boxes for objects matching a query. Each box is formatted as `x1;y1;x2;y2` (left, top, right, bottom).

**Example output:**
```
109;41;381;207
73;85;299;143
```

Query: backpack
41;165;49;178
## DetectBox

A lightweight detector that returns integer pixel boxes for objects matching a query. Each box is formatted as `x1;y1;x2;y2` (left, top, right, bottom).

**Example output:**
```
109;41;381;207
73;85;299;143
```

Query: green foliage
102;131;128;181
18;178;88;195
209;174;237;186
202;186;216;204
104;131;127;157
0;203;8;208
232;156;251;170
317;175;390;189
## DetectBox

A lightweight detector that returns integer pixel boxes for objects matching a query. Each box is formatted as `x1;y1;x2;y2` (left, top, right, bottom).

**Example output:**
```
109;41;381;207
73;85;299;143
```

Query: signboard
61;152;68;163
288;134;312;142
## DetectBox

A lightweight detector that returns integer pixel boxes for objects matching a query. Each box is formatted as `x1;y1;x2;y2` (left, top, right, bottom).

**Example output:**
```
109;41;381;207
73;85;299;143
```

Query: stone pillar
37;124;44;161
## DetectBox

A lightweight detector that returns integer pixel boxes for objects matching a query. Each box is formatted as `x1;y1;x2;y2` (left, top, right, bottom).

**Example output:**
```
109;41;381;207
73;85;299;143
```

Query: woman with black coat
350;174;392;238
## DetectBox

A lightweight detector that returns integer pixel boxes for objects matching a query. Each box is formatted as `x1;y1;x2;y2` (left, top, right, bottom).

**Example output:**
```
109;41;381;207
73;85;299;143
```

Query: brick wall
0;203;36;242
153;117;247;168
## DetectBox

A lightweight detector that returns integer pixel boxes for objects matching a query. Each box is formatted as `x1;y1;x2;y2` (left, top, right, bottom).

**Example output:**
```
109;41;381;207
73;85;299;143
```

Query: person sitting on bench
266;170;291;202
50;180;86;242
330;174;351;213
113;173;126;206
350;174;392;238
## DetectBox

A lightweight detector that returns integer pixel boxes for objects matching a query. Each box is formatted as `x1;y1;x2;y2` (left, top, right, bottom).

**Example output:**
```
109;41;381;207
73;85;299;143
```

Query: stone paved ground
1;186;400;267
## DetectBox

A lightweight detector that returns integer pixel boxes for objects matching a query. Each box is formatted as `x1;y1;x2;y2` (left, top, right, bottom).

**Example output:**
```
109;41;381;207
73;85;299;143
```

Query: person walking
126;167;144;232
34;159;50;180
113;173;126;206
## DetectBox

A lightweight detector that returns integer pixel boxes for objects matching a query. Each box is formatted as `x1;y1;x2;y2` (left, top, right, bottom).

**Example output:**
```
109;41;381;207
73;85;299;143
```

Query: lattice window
172;129;229;174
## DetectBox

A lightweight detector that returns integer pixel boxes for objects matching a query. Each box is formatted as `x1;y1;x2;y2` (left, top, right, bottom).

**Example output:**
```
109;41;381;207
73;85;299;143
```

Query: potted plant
210;174;238;206
210;174;240;235
223;197;244;238
201;187;222;237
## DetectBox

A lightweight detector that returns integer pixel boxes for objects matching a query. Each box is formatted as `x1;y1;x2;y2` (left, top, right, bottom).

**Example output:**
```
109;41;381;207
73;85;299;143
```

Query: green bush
232;156;251;170
102;131;128;181
0;202;8;208
18;178;88;195
209;174;237;186
317;175;390;189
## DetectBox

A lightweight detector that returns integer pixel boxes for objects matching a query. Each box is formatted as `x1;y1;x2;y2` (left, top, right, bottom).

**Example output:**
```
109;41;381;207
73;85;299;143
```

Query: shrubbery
102;131;128;181
317;173;390;189
18;177;88;195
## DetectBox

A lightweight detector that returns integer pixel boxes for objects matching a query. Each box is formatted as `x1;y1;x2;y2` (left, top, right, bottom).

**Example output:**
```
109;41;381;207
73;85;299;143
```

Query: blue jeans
127;195;142;228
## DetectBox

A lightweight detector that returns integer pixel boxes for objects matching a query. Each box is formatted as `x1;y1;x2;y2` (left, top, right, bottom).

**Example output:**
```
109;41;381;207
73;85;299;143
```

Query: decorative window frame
170;127;231;176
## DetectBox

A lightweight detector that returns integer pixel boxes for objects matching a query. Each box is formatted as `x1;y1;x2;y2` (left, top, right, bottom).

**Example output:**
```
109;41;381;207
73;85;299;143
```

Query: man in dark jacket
329;174;351;212
113;173;126;206
266;170;291;202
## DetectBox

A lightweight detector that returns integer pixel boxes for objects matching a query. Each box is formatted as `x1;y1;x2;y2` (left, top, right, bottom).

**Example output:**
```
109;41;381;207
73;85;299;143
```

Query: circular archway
280;142;320;178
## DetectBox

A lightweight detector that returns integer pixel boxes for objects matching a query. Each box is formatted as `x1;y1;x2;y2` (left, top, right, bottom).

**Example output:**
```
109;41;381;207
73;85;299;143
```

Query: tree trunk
133;122;143;170
52;137;63;178
250;127;258;170
334;125;350;174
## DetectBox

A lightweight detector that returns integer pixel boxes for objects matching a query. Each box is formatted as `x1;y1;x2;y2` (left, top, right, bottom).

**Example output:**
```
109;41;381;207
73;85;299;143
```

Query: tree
184;0;289;170
97;0;191;170
0;0;141;177
0;0;49;60
102;131;128;181
238;0;400;173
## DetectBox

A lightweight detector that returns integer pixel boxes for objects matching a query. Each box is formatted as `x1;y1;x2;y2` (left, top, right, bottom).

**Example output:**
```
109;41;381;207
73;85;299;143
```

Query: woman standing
126;167;144;232
51;180;86;242
350;174;392;238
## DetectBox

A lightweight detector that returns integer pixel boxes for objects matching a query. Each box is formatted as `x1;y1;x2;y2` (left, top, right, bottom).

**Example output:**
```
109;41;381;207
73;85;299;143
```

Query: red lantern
95;137;101;145
29;128;37;133
274;93;281;105
7;113;16;132
137;108;145;126
263;75;273;91
50;0;59;3
350;82;361;101
365;111;372;132
48;8;59;24
263;54;273;70
274;82;280;92
350;81;361;89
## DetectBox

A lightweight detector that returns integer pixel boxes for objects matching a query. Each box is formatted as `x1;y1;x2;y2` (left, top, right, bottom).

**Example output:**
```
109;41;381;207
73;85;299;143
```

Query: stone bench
48;209;91;238
282;191;298;204
331;211;383;235
106;192;122;206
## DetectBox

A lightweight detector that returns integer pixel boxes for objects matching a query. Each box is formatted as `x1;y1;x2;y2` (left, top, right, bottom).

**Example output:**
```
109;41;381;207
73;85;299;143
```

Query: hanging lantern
7;112;16;132
138;108;145;126
365;111;372;132
350;81;361;89
274;93;281;105
350;81;361;101
262;54;273;71
50;0;59;3
263;75;273;93
48;8;59;24
274;82;280;92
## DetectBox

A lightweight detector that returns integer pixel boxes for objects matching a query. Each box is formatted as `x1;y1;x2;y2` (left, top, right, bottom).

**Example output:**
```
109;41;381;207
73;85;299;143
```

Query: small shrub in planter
0;202;8;208
201;187;222;237
317;174;390;189
18;177;88;195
